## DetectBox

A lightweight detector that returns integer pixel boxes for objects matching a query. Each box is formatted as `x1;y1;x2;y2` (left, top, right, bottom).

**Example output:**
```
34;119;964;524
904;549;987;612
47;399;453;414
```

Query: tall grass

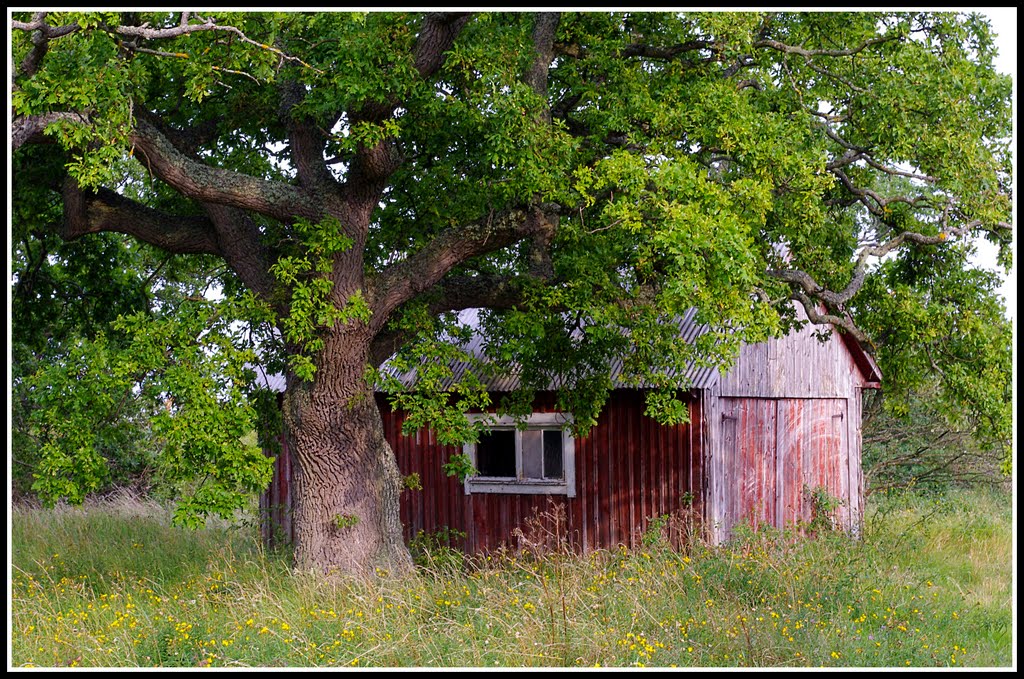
9;487;1013;668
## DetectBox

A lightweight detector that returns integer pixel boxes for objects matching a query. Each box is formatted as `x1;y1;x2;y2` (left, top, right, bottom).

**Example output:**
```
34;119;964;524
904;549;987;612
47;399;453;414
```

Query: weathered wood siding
717;316;865;399
386;390;704;553
709;396;855;542
705;310;871;542
846;387;865;533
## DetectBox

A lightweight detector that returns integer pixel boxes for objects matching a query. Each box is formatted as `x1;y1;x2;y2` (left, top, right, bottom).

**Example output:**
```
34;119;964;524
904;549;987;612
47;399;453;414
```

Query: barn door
719;398;779;536
719;398;849;540
777;398;850;532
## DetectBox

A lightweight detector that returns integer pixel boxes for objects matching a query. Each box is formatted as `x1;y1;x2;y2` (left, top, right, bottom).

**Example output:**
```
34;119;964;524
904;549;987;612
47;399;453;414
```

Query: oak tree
11;11;1013;575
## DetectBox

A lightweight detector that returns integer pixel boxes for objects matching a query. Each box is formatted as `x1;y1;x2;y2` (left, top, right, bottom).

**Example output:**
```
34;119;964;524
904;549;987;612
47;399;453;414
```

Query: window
463;413;576;497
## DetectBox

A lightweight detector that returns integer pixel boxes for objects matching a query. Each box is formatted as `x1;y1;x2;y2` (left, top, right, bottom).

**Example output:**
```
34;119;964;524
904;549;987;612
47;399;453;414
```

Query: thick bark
280;328;413;577
61;178;222;255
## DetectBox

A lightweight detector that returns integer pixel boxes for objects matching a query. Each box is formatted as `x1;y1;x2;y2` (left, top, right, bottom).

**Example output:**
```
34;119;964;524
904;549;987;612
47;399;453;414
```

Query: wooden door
719;397;849;540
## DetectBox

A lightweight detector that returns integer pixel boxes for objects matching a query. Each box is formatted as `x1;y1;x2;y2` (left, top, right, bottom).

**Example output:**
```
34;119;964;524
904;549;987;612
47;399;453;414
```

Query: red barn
261;308;880;553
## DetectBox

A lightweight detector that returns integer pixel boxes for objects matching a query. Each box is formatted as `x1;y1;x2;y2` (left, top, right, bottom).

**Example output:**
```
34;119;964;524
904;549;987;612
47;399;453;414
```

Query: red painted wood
716;397;851;541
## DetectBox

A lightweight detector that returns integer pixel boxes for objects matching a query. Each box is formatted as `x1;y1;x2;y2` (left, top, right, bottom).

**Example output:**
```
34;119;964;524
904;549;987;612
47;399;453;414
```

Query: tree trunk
281;332;413;577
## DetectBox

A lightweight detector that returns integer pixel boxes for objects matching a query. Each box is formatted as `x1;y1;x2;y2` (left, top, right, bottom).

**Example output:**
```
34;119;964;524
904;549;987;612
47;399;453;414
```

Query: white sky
977;8;1017;320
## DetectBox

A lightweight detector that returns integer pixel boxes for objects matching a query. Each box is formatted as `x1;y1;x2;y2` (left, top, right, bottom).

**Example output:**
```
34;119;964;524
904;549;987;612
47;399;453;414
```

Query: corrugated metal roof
253;306;880;395
382;307;721;393
251;363;287;393
610;307;721;391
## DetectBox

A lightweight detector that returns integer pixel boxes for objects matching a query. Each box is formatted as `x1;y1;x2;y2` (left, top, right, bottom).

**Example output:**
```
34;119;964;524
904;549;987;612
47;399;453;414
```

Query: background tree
862;384;1011;496
10;11;1013;576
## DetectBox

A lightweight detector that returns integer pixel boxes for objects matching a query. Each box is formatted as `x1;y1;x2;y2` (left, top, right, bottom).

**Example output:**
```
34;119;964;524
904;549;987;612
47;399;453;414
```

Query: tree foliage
10;11;1013;570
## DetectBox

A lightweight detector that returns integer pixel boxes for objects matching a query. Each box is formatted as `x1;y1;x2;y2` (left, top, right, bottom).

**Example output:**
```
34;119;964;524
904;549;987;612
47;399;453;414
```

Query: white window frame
463;413;576;497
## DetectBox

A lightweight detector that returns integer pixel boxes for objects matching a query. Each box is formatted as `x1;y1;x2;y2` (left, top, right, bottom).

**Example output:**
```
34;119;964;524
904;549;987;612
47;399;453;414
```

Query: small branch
830;167;934;215
583;217;625;235
131;46;189;59
826;148;864;172
861;156;938;184
803;60;868;94
346;13;471;188
817;120;870;153
11;13;322;73
115;19;323;73
722;56;755;79
754;34;900;59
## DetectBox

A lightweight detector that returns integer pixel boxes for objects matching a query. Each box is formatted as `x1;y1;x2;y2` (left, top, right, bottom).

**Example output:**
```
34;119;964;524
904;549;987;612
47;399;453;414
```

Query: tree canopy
10;11;1013;574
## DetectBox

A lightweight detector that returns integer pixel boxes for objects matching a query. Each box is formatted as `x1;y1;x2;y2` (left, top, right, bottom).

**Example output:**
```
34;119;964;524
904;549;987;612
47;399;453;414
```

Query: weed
10;488;1012;668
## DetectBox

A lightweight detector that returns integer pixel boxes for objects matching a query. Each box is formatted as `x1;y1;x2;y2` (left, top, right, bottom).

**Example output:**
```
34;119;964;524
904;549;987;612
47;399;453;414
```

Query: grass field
9;487;1014;668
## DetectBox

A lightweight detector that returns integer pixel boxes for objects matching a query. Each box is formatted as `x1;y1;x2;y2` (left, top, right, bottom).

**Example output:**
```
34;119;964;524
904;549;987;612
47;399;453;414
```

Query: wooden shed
261;307;880;552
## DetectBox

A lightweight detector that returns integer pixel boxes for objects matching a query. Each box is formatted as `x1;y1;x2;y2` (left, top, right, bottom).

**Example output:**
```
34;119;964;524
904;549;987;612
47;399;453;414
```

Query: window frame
462;413;576;497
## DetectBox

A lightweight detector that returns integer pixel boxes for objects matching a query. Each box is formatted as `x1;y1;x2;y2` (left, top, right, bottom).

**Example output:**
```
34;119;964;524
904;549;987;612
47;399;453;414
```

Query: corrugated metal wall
259;434;293;548
386;390;704;554
260;390;704;555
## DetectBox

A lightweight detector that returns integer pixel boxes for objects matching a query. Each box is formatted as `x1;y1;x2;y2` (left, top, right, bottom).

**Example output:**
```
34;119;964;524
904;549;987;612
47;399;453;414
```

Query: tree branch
770;222;981;305
770;217;1007;344
13;12;78;80
413;12;472;79
60;178;221;255
12;12;321;73
556;39;714;62
347;13;471;187
830;167;933;215
754;34;901;59
621;40;714;60
525;12;560;107
130;117;322;223
201;203;278;302
11;111;90;151
366;204;561;333
790;291;871;345
861;156;938;184
279;80;340;194
144;116;221;156
368;273;529;367
11;12;81;46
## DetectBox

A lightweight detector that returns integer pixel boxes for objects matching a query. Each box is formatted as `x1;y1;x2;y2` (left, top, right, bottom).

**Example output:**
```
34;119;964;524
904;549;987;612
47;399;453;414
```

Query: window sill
465;478;575;497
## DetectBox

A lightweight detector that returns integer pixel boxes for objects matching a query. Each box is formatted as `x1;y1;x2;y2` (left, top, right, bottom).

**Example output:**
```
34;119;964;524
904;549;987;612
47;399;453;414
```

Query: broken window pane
477;430;516;477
